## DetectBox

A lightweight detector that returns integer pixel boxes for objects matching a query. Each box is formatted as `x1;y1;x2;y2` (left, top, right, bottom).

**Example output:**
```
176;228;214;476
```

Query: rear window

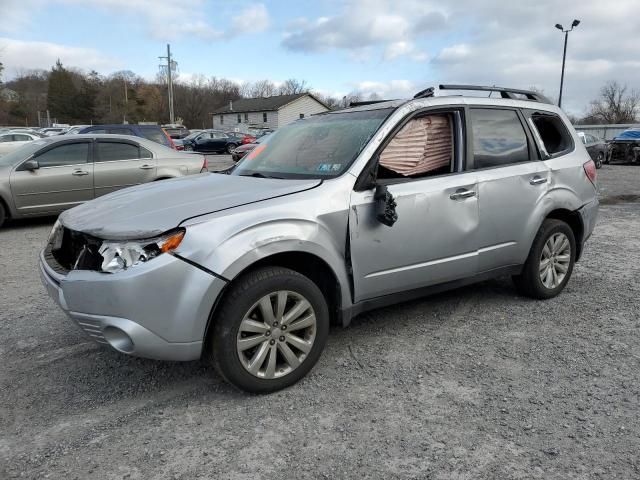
528;113;573;157
141;128;169;146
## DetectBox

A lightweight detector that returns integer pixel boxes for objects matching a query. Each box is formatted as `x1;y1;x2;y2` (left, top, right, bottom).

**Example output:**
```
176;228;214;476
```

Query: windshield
0;139;49;165
232;108;392;179
184;131;203;141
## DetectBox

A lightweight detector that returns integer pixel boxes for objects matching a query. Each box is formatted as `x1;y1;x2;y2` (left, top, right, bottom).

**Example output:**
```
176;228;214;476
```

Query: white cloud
0;37;120;77
232;4;270;33
352;79;417;99
384;41;428;62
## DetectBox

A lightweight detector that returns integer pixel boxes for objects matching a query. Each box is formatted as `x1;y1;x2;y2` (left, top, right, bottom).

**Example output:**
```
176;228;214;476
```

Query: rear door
468;107;550;272
93;139;157;197
10;140;94;215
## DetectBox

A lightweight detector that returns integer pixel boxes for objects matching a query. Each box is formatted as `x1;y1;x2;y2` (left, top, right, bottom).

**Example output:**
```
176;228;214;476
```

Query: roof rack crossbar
348;100;393;107
438;84;552;104
413;87;435;99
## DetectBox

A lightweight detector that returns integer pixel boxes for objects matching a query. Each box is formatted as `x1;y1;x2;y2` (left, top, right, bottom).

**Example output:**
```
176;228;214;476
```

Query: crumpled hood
59;173;321;240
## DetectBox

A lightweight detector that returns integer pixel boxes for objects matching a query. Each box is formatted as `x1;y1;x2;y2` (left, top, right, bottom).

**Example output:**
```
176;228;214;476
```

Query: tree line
0;59;638;127
0;60;363;128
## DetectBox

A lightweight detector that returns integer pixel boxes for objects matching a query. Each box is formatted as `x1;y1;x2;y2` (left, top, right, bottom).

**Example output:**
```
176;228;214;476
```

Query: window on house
220;115;224;125
377;113;454;180
470;108;529;169
529;113;573;157
299;113;305;119
237;114;242;124
263;112;268;123
244;113;249;122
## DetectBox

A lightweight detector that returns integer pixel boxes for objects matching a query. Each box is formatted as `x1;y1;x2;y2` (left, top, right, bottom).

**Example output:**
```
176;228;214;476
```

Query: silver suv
40;85;599;393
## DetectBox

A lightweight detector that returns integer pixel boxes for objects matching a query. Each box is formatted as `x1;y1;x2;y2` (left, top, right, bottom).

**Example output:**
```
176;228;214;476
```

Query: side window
529;113;573;157
35;143;89;167
140;147;152;159
377;113;454;180
470;108;529;169
97;142;140;162
89;129;107;134
0;135;11;142
14;134;31;141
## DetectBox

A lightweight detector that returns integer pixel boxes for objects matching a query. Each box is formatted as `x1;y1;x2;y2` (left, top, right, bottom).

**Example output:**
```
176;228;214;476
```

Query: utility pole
555;19;580;108
159;44;176;124
123;78;128;124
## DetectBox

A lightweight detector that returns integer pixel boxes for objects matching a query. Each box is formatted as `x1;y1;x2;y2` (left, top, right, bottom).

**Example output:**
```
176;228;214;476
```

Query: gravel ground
1;165;639;479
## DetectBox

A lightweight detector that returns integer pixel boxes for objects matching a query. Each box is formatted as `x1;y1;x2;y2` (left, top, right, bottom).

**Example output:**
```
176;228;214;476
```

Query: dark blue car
77;125;175;149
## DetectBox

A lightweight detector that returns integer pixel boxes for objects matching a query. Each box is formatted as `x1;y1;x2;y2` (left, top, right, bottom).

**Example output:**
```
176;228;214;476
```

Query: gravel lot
1;165;639;479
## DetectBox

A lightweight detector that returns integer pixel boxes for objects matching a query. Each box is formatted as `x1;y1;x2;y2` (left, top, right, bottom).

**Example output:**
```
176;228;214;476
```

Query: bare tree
248;79;277;98
277;78;310;95
586;81;640;124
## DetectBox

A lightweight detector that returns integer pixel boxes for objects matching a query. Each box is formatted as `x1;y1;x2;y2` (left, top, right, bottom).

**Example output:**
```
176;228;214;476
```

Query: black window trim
16;139;93;171
465;105;538;172
354;106;467;191
93;138;150;163
522;108;575;160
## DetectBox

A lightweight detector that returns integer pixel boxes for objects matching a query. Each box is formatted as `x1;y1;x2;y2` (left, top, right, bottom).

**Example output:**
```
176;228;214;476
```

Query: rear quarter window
526;112;574;158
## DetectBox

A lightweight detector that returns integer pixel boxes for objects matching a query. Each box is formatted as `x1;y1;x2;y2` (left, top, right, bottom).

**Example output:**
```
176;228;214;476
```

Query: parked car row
0;134;208;228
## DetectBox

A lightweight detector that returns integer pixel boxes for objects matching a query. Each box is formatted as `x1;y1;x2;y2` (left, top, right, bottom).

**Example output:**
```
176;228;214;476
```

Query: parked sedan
578;132;607;168
0;132;43;157
0;134;207;227
188;131;240;154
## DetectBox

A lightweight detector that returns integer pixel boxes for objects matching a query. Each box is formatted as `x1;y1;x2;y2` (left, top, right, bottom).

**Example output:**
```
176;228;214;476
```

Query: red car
230;134;271;161
225;132;256;145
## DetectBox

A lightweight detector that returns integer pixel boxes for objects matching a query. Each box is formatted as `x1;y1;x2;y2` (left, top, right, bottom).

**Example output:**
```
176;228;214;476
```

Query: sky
0;0;637;115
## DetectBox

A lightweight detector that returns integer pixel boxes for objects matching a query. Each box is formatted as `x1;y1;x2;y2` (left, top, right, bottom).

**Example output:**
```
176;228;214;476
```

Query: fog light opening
103;326;135;353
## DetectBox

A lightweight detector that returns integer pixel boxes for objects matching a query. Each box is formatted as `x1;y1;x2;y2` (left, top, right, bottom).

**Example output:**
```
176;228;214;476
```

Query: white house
211;93;329;131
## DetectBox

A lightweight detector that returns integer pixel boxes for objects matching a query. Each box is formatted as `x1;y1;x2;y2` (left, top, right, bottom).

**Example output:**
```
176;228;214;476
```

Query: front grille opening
49;228;104;272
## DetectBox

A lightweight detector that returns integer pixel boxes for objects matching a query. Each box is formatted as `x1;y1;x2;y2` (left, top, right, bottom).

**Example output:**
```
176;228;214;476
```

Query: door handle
139;164;154;170
72;170;89;176
529;176;548;185
449;189;476;200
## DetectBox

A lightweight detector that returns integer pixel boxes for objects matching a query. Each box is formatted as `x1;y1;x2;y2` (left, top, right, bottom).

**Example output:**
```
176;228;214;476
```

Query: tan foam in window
379;114;452;176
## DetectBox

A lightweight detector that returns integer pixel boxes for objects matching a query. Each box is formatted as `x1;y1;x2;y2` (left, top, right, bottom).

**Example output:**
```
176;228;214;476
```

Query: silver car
0;134;207;227
39;85;599;393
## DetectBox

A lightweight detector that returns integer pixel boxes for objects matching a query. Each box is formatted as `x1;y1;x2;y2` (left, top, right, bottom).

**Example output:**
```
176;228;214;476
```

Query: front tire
209;267;329;393
0;202;6;228
513;219;576;299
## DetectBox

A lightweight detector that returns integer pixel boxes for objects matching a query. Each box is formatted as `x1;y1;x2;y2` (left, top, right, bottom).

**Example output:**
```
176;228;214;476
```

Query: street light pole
555;19;580;108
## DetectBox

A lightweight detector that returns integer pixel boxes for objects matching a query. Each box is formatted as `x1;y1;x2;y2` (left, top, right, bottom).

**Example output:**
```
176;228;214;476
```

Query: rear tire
208;267;329;393
595;152;604;169
512;219;576;299
226;143;237;154
0;202;6;228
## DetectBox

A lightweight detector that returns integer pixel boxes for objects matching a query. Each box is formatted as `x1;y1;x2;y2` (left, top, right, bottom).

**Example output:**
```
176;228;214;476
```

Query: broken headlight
98;229;185;273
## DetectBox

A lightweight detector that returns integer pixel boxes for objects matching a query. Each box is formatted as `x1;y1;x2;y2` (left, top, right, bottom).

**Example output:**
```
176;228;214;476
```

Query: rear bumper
39;251;227;361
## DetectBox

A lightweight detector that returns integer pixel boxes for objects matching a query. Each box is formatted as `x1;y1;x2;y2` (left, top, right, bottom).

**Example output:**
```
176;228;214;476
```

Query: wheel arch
545;208;585;261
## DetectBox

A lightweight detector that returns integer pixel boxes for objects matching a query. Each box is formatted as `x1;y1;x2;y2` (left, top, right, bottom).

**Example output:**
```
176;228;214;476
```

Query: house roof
212;93;327;114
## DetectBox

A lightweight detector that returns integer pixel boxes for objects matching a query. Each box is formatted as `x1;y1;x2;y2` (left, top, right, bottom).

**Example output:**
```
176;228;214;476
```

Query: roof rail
349;100;393;107
438;84;552;104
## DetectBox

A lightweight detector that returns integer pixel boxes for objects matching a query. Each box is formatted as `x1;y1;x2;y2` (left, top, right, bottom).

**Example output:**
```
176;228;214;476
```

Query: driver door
349;110;480;302
10;140;94;216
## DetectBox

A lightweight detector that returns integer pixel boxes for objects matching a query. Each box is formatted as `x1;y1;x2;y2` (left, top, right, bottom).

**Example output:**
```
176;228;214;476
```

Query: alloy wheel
236;291;317;379
539;232;571;289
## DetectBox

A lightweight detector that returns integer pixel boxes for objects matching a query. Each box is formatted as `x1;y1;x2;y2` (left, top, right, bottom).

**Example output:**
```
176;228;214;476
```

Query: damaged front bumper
39;248;226;361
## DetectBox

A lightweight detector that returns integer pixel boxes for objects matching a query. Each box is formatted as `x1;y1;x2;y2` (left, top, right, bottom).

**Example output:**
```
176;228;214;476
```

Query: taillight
200;156;208;173
176;145;184;151
583;160;597;187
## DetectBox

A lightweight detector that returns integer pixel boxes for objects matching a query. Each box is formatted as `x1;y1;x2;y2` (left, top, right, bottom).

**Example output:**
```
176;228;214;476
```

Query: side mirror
374;185;398;227
22;159;40;171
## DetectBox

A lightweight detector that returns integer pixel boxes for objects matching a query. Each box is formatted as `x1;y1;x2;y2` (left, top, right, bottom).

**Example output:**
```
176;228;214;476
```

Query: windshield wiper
239;172;284;179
